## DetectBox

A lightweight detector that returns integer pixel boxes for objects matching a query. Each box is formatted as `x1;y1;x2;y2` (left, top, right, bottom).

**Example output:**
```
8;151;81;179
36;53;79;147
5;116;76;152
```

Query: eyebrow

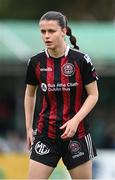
40;29;57;32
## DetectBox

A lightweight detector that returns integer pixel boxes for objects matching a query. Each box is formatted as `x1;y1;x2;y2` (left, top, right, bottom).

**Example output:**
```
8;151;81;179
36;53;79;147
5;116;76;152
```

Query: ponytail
66;26;79;50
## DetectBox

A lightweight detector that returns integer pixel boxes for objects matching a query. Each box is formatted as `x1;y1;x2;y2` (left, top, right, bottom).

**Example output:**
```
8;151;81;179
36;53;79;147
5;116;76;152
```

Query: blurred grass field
0;153;70;179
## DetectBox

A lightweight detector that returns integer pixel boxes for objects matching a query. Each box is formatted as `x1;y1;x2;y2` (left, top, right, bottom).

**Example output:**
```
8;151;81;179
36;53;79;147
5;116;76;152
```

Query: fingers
27;133;33;150
60;124;76;139
60;122;68;130
61;126;70;139
60;121;76;139
61;130;75;139
27;137;31;149
67;130;75;138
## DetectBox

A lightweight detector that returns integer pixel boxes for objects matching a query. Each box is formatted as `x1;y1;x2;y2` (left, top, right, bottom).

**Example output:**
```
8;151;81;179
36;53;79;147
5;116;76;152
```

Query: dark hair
40;11;79;50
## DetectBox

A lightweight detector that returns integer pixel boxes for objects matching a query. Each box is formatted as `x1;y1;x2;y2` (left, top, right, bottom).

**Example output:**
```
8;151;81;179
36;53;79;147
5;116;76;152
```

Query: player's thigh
28;159;54;179
69;160;92;179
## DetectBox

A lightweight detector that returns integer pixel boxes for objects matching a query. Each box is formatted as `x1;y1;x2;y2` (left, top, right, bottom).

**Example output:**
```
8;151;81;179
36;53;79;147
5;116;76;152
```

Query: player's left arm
60;80;99;139
76;80;99;122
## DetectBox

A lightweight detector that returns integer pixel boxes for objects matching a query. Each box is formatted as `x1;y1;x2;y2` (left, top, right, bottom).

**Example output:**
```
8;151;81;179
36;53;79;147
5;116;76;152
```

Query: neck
47;43;67;58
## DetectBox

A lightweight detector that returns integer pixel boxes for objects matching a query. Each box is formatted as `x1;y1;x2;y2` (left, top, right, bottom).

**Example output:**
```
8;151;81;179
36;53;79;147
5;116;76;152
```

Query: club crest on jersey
35;141;50;155
62;63;75;76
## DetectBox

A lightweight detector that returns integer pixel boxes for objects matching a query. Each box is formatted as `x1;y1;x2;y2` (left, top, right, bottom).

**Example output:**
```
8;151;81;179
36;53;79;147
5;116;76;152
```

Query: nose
44;31;50;39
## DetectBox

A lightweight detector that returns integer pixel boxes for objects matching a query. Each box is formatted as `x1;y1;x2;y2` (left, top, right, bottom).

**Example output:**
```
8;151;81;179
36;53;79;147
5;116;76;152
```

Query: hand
60;118;79;140
26;128;33;150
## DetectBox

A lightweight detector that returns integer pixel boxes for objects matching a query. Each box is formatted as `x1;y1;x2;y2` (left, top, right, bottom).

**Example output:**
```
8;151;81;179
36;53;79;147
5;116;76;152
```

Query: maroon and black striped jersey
26;46;98;139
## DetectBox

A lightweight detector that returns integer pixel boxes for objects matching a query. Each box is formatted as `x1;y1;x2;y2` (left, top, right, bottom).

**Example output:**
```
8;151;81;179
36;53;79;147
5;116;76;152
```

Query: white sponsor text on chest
51;82;78;87
48;82;78;92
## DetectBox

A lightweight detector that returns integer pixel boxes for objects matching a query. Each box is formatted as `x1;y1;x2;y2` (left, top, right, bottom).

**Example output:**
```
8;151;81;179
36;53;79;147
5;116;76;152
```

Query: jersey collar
45;45;70;58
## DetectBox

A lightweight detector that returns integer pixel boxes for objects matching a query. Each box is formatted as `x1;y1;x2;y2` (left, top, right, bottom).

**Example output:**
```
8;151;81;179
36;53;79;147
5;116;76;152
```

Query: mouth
45;41;52;45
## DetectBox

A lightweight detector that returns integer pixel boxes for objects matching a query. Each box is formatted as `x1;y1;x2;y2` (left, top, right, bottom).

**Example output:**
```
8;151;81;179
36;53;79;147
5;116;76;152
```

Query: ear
62;27;67;37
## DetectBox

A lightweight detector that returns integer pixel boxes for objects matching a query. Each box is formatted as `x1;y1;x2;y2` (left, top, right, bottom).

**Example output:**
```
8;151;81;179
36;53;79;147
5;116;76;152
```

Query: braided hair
40;11;79;50
66;26;79;50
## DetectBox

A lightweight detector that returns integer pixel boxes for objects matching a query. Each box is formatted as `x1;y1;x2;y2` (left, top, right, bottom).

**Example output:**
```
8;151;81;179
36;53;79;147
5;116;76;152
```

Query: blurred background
0;0;115;179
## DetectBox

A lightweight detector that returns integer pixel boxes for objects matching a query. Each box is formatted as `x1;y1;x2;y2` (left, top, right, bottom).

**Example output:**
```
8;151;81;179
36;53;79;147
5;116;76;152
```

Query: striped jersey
26;46;98;139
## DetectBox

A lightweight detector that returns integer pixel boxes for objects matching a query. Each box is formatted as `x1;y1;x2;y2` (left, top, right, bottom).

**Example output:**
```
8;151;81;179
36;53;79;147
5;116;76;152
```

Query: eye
41;29;46;34
48;29;56;33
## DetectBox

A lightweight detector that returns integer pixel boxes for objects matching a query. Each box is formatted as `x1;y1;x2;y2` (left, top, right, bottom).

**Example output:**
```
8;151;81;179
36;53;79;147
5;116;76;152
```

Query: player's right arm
24;84;37;149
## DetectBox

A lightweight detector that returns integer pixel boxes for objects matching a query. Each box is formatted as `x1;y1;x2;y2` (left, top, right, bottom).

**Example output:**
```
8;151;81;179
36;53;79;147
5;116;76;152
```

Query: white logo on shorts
68;140;84;158
35;141;50;155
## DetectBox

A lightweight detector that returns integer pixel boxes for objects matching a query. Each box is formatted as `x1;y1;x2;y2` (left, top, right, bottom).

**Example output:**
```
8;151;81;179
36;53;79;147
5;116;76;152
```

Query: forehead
39;20;60;29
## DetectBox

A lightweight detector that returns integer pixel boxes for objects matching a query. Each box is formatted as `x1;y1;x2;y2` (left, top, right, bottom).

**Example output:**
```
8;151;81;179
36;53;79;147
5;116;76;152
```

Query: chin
47;46;55;50
45;43;56;49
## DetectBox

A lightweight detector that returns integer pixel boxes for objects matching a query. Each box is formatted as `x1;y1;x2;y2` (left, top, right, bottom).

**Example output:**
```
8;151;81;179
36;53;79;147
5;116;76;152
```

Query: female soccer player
24;11;99;179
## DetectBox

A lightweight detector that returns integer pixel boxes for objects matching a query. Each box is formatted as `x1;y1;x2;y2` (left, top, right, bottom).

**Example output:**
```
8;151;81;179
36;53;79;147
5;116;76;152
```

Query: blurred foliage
0;0;115;20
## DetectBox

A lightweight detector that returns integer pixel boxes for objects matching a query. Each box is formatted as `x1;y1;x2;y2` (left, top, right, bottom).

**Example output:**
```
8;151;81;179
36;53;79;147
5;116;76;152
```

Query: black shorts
30;130;97;170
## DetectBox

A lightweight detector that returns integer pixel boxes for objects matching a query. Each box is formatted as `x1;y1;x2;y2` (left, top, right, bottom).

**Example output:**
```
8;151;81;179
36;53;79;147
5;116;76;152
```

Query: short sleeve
25;58;38;85
82;54;98;85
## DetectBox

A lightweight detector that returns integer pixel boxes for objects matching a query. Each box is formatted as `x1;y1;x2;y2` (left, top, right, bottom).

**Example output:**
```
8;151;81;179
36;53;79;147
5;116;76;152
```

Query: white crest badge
62;63;75;76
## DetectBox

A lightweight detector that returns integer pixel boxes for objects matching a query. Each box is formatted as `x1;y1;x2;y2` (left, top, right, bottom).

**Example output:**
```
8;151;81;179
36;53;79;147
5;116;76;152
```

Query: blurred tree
0;0;115;20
